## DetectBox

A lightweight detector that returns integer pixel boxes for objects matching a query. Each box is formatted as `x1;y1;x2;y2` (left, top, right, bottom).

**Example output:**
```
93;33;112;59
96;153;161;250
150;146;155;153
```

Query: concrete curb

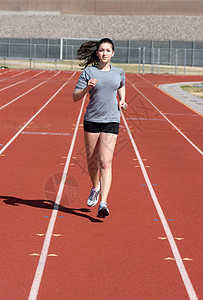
158;82;203;115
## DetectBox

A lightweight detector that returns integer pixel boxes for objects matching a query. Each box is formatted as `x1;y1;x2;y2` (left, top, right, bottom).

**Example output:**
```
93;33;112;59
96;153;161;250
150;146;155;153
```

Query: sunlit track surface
0;70;202;300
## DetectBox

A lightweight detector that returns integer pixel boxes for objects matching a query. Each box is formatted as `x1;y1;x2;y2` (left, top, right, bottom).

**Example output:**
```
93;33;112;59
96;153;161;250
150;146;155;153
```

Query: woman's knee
87;159;99;171
100;159;112;170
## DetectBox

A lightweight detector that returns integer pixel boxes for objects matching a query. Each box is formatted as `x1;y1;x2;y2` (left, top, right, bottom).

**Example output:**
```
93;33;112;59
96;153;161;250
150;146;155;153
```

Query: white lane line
0;69;30;82
126;77;203;156
121;110;198;300
126;118;165;121
0;72;76;155
21;131;72;136
137;73;156;87
28;95;86;300
137;74;203;117
0;71;60;111
10;70;30;77
0;69;14;76
0;70;45;92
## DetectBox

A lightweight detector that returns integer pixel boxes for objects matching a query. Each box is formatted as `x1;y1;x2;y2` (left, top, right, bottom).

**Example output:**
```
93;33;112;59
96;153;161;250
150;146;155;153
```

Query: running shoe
97;202;109;218
87;187;100;207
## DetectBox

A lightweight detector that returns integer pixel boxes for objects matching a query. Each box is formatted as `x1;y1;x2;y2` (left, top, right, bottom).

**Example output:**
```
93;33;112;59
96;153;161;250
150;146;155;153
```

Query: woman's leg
98;132;118;203
84;131;100;188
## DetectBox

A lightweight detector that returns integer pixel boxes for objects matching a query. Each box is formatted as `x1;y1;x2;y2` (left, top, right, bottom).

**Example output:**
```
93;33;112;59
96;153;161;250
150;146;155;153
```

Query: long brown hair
77;38;115;69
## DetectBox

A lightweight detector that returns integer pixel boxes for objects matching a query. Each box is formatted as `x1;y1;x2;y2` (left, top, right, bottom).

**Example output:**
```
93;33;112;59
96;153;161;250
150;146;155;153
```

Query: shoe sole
97;207;109;218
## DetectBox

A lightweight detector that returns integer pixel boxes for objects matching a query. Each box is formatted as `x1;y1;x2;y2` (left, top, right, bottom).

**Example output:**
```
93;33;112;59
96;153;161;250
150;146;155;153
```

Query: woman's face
96;43;114;63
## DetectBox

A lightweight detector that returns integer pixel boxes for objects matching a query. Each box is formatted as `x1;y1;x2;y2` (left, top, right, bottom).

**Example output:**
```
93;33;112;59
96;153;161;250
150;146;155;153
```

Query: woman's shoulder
84;65;97;71
111;65;125;75
83;65;98;75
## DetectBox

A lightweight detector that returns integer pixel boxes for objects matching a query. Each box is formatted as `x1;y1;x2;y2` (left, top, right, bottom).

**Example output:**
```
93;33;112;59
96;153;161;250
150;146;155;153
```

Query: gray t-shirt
74;65;125;123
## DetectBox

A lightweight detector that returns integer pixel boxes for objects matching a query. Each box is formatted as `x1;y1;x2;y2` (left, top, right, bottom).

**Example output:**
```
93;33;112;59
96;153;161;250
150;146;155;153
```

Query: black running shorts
84;121;119;135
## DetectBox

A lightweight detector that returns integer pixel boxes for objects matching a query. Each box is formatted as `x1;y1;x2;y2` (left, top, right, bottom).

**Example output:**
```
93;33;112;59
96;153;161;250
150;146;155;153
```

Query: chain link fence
0;38;203;74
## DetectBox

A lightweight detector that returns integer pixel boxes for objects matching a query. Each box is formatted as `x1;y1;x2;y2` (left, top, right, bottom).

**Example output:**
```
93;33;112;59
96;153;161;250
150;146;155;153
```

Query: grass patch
181;84;203;98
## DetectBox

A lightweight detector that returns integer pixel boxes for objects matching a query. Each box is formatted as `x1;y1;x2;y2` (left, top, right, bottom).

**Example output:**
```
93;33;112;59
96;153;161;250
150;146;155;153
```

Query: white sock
93;182;100;191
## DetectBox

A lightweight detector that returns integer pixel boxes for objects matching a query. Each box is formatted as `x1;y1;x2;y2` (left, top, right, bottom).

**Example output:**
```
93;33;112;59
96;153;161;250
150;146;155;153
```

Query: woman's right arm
73;78;98;102
73;86;89;102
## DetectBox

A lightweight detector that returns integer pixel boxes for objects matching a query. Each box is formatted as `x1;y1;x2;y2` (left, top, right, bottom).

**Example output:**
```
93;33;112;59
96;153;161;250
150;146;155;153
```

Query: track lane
35;103;191;299
121;109;198;299
0;69;30;84
0;70;62;109
0;72;76;149
126;74;203;154
0;71;202;299
124;75;202;297
28;94;86;300
0;69;16;77
0;70;79;110
34;75;201;299
0;72;79;299
0;70;45;92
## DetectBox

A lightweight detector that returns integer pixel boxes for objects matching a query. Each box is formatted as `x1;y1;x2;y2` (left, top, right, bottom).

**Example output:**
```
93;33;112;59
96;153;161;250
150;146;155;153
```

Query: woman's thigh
98;132;118;167
84;131;100;161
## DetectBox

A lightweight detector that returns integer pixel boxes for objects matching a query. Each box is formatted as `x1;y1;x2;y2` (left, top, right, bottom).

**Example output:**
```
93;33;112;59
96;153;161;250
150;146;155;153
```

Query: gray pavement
158;82;203;115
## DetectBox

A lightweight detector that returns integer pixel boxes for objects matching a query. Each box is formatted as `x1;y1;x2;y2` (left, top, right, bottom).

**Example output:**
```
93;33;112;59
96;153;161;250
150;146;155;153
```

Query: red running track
0;69;202;299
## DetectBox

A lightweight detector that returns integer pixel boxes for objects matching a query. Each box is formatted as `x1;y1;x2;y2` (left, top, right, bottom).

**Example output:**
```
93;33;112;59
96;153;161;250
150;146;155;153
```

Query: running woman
73;38;127;218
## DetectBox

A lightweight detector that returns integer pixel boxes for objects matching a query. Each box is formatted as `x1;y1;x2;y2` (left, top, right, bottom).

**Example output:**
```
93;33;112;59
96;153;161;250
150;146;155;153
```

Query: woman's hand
119;100;128;110
118;86;127;110
87;78;98;91
73;78;98;102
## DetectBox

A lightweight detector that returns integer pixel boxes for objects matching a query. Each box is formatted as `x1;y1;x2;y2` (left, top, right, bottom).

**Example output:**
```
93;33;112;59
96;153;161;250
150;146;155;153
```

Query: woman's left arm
118;86;128;110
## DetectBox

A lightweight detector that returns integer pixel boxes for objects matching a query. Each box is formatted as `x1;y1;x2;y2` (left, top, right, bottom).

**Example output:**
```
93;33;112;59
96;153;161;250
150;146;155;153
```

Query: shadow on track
0;195;103;223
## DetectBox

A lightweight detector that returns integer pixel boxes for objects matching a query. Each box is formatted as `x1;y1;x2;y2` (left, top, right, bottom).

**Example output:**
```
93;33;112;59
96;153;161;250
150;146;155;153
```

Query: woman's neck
97;62;111;71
